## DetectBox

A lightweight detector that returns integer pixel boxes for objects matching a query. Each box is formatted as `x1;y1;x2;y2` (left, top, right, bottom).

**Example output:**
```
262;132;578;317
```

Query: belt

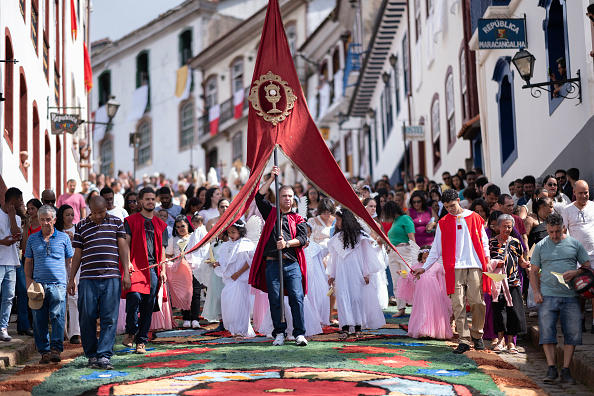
266;255;291;261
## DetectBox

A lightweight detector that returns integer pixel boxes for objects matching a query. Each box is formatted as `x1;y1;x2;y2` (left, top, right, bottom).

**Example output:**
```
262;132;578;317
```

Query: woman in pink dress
406;191;438;246
407;245;453;340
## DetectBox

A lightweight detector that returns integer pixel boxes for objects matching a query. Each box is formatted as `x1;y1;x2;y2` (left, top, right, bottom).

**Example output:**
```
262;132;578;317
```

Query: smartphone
12;233;22;240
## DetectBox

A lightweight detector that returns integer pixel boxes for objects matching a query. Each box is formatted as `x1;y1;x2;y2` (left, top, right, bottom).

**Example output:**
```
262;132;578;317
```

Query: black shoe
560;368;576;384
211;322;225;333
69;335;81;344
544;366;558;384
472;337;485;350
18;329;34;337
453;343;471;354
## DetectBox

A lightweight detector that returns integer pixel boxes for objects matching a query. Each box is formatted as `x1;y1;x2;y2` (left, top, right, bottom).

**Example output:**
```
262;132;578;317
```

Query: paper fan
246;215;263;245
297;196;308;219
483;272;507;282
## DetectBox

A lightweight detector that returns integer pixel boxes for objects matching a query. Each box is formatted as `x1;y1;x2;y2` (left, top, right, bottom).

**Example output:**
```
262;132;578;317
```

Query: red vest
121;213;168;298
249;210;308;294
440;211;491;295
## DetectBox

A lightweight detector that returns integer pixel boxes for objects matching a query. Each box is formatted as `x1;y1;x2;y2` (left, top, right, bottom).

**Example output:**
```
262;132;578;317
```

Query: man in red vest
413;189;490;354
249;166;308;347
122;187;168;354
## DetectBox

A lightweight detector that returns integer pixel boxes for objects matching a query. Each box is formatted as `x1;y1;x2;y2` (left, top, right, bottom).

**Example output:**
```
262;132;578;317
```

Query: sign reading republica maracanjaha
478;18;527;49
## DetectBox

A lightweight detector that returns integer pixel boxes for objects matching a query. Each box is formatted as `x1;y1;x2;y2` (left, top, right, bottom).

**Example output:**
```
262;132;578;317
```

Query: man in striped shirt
68;196;131;370
24;205;73;364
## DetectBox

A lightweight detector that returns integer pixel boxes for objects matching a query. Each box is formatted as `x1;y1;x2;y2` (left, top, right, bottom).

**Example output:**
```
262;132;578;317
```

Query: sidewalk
525;308;594;391
0;327;36;369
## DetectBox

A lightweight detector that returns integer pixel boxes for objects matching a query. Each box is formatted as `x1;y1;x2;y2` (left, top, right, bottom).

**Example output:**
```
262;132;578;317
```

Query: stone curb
0;334;37;370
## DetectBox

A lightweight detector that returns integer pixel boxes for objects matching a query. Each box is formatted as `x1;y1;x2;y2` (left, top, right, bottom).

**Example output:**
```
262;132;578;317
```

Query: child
214;220;256;340
407;245;453;340
191;214;205;235
304;224;331;326
326;209;385;339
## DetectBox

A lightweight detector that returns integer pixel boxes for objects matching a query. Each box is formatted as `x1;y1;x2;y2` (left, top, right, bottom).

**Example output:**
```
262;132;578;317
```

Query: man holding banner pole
250;165;308;347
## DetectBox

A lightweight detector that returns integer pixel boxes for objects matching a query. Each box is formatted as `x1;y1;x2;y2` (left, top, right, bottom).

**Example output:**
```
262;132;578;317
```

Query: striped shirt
73;214;126;280
24;229;73;284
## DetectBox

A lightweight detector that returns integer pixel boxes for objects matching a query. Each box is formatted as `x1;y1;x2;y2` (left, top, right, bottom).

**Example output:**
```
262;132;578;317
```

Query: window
180;102;194;149
205;76;217;109
137;122;151;166
44;132;51;189
380;94;386;146
100;139;113;176
414;0;422;41
54;65;60;105
31;0;39;54
445;70;456;149
286;23;297;59
232;132;242;162
179;29;192;66
20;70;28;178
542;0;570;113
20;0;25;20
136;51;149;88
332;47;341;74
383;76;394;141
402;34;410;95
393;56;401;115
4;34;14;150
431;96;441;171
231;58;243;95
98;71;111;106
55;136;62;196
43;40;49;82
33;105;40;197
459;48;469;120
44;0;49;80
493;57;517;175
54;1;60;70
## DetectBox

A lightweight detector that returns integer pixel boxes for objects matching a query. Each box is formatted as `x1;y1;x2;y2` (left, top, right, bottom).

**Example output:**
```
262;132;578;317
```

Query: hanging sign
50;113;80;134
478;18;527;49
405;126;425;140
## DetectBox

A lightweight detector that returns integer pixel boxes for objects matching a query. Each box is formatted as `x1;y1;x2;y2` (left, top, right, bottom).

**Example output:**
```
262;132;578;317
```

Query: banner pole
274;147;285;323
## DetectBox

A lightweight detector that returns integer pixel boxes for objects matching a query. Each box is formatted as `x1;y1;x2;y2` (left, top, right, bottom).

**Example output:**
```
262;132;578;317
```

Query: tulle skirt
306;256;331;326
251;288;269;331
150;286;175;331
396;262;423;305
258;295;323;337
221;279;255;337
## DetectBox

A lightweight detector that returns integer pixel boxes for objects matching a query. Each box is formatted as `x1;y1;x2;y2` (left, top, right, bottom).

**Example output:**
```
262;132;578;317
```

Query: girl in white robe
303;224;331;326
214;220;256;340
327;209;386;339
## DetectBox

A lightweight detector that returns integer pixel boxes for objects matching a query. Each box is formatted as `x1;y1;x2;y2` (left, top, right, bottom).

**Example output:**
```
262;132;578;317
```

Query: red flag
83;42;93;92
208;104;220;136
70;0;77;40
233;89;244;119
182;0;410;271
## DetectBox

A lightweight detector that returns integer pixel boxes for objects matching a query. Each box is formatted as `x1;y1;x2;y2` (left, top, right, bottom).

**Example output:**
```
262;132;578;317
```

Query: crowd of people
0;164;592;385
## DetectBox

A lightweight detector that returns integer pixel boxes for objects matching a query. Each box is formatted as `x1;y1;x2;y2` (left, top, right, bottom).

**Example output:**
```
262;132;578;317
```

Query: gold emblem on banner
248;71;297;126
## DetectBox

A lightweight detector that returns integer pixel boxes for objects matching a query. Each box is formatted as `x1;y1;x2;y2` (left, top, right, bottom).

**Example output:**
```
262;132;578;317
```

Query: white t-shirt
0;208;22;266
107;206;129;222
114;193;125;209
562;202;594;261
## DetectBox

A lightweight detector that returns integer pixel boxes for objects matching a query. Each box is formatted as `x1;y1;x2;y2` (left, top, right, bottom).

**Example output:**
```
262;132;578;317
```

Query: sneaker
182;320;191;328
135;343;146;354
472;337;485;350
87;357;98;368
39;353;51;364
295;335;308;346
272;334;285;346
191;320;201;329
0;328;12;342
544;365;558;383
69;335;81;344
97;357;114;370
122;333;134;347
452;343;471;354
50;348;61;362
560;368;576;384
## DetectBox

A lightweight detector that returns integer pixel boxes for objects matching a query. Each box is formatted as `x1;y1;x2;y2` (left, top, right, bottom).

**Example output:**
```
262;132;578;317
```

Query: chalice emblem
264;82;282;114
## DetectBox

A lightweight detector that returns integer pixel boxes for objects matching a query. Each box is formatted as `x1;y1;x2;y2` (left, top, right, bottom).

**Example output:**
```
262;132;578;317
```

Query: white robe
304;241;331;326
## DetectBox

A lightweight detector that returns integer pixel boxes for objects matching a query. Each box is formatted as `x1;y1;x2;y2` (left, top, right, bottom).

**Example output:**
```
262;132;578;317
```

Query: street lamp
511;48;582;103
382;72;390;84
389;54;397;67
105;96;120;122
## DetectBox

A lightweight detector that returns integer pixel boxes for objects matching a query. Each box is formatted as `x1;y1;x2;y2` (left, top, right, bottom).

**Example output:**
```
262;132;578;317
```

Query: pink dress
407;261;453;340
408;208;434;246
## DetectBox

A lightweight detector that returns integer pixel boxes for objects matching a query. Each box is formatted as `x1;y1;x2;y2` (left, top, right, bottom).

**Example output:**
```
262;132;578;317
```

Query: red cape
249;209;307;294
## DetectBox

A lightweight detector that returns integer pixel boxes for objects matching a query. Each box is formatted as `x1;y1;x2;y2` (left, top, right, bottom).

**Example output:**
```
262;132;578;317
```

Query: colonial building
1;0;90;202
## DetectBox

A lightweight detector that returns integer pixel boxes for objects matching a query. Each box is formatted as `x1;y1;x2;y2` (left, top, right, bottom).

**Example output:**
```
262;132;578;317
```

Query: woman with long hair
305;188;320;219
525;197;554;249
542;175;571;214
206;199;231;231
451;174;465;199
406;190;438;246
469;198;490;224
124;191;139;216
221;186;233;201
199;187;222;223
185;197;202;223
327;209;385;339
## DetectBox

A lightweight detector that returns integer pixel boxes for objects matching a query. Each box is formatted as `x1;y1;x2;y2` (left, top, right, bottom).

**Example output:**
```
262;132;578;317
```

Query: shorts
538;295;582;346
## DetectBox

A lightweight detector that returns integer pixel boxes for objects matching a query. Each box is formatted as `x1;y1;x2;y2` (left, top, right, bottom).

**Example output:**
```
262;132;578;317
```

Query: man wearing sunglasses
24;205;73;364
41;190;57;207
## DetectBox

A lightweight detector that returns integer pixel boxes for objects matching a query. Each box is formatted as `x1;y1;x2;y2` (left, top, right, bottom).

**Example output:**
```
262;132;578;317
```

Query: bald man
41;190;56;207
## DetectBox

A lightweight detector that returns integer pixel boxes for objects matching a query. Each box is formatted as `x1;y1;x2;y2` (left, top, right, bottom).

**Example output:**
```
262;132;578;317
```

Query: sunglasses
547;183;557;187
412;200;422;204
127;200;137;204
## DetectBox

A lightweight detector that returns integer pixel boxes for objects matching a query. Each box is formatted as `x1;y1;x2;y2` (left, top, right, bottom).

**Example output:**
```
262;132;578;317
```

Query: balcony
197;88;250;140
470;0;512;33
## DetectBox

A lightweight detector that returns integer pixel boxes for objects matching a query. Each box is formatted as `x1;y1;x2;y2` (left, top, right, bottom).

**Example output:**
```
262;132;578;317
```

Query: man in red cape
121;187;168;354
413;189;491;354
250;166;308;346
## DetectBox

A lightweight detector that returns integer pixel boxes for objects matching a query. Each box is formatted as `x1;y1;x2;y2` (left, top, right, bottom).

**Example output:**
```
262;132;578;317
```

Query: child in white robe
327;209;386;339
303;224;331;326
214;220;256;340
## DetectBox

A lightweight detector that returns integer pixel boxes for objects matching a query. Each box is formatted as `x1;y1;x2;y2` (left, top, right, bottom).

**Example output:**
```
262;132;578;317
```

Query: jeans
78;277;121;359
538;295;582;346
15;263;31;331
265;259;305;337
31;283;66;354
0;266;16;329
125;268;158;344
